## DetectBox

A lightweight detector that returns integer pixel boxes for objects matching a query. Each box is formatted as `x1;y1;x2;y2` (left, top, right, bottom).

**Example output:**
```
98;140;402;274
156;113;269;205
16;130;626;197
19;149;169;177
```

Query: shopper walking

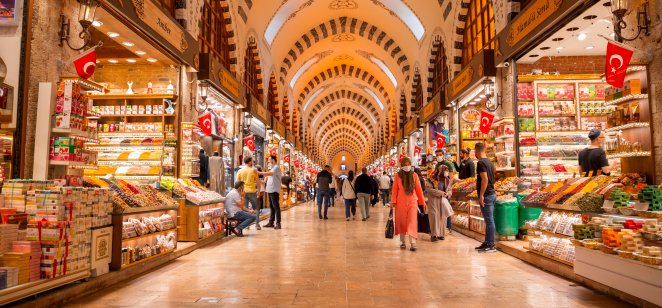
370;175;379;207
425;165;454;242
391;157;426;251
578;128;611;177
281;171;293;204
258;155;282;229
329;176;337;204
355;167;374;221
475;143;497;253
341;170;357;221
379;172;391;207
458;148;476;180
224;181;256;237
315;165;333;219
197;149;209;186
237;157;261;230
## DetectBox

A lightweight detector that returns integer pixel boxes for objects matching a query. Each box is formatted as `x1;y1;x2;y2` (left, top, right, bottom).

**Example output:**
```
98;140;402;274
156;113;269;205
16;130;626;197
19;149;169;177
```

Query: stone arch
244;37;264;101
305;90;380;127
217;0;239;72
278;16;411;84
426;34;451;103
267;73;280;119
410;67;423;116
319;125;370;152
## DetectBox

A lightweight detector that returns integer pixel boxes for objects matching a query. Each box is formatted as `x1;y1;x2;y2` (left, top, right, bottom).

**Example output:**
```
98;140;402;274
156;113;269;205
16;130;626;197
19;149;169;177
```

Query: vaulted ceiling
242;0;454;166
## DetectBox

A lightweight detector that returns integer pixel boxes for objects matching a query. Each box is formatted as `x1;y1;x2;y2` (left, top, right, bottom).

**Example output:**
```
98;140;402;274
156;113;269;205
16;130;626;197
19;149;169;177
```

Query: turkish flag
605;41;634;88
389;159;395;167
73;48;97;79
479;111;495;135
294;160;300;168
244;135;256;151
436;133;446;148
284;154;290;163
399;154;406;162
269;147;278;157
413;146;422;157
198;112;213;135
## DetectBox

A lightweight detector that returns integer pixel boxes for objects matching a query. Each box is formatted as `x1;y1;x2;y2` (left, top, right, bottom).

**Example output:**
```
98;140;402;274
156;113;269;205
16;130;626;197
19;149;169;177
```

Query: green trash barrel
494;199;519;236
517;193;542;229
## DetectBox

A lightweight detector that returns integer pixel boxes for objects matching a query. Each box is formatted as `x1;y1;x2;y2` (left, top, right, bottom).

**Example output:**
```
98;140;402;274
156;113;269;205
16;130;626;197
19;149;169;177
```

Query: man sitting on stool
225;181;257;237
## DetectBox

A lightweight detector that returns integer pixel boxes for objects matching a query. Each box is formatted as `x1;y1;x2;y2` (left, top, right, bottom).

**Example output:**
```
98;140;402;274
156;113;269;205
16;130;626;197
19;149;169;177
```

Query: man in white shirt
379;172;392;207
258;155;283;229
225;181;256;237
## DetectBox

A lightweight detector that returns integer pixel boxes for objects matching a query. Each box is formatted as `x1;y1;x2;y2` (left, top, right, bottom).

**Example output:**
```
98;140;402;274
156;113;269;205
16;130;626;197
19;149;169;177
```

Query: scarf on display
398;170;414;195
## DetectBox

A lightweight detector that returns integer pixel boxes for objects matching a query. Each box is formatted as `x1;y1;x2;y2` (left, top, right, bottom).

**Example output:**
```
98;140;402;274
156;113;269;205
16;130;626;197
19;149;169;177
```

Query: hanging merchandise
605;41;634;88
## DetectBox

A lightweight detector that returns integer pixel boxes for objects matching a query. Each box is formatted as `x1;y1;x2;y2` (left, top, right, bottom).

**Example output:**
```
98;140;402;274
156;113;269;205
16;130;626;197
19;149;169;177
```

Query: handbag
417;205;430;234
385;208;394;239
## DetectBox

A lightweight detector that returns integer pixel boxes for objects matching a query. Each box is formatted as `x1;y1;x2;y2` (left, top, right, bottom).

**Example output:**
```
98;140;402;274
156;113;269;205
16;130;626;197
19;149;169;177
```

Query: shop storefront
244;94;270;169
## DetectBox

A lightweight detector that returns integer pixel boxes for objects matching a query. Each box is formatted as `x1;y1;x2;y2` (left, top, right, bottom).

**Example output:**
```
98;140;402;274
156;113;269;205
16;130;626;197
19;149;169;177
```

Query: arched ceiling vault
312;107;375;138
320;127;369;154
315;118;372;146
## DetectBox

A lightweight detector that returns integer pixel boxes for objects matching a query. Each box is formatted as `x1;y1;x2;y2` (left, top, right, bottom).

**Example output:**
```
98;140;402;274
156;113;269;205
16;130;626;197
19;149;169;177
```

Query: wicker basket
617;249;637;260
641;232;662;241
570;239;584;247
599;244;617;254
637;210;658;218
618;207;637;216
582;240;600;250
634;253;662;265
603;207;620;214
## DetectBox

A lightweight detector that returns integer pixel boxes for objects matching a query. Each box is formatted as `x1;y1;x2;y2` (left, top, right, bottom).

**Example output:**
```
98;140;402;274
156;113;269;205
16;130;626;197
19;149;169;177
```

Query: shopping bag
417;205;430;234
385;209;394;239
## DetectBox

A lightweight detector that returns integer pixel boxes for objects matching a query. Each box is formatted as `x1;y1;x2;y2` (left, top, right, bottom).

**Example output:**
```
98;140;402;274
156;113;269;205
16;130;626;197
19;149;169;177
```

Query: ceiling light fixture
578;33;587;40
126;59;137;63
92;20;102;27
556;47;564;50
146;58;158;63
107;32;119;38
585;46;594;50
122;42;135;47
135;51;146;55
107;59;118;64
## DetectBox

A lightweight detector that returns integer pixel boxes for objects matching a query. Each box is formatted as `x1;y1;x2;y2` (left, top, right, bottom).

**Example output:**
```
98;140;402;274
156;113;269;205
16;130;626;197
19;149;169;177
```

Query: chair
224;210;241;237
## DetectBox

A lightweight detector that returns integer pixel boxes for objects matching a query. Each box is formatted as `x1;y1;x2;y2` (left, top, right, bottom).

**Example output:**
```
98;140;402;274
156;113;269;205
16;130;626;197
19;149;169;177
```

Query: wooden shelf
538;115;576;118
524;246;574;266
120;249;175;269
605;122;650;132
122;228;177;242
49;160;86;166
90;94;177;100
0;269;90;306
98;114;175;118
113;205;179;215
605;94;648;106
525;227;572;238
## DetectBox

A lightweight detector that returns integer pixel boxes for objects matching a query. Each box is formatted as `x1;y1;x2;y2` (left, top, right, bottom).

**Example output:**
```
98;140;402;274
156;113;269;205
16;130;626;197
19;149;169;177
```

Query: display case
221;139;234;196
111;206;178;270
177;201;225;242
85;94;179;184
492;117;516;173
180;122;201;179
0;131;13;182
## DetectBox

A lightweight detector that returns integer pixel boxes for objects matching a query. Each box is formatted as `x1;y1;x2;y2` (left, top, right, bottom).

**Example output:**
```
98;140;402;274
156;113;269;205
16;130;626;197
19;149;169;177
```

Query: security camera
503;62;510;68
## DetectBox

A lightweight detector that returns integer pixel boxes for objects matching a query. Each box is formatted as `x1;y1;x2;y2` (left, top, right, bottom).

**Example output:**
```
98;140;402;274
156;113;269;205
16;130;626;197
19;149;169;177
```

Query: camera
503;62;510;68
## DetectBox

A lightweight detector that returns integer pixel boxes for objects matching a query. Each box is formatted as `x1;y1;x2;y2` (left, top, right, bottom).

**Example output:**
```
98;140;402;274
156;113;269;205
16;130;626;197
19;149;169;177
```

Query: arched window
200;0;232;69
431;41;449;99
462;0;496;66
244;43;262;101
267;76;279;119
283;95;290;127
411;72;423;112
398;92;407;128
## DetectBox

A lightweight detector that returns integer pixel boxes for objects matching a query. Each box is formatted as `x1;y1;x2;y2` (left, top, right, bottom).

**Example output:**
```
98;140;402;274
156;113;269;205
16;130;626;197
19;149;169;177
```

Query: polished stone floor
66;199;629;307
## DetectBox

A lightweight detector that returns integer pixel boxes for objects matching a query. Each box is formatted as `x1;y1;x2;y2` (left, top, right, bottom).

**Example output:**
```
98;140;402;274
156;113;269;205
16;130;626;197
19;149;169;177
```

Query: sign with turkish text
404;118;418;136
506;0;564;47
605;41;634;88
479;111;495;135
447;50;495;103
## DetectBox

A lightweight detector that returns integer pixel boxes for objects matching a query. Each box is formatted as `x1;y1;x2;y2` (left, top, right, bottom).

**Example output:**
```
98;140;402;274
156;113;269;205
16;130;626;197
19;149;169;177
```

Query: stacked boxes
0;267;18;289
0;224;18;254
12;241;41;282
0;252;31;284
55;81;88;130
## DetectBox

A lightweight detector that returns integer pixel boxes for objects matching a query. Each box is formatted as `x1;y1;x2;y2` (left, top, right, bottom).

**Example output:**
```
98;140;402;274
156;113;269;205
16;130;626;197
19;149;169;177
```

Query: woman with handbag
391;157;426;251
425;165;454;241
342;170;358;221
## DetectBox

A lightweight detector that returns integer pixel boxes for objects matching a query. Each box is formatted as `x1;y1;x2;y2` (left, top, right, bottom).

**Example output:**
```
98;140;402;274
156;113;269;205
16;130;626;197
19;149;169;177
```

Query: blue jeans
232;211;257;231
244;192;260;223
317;190;331;217
380;189;390;205
480;194;497;246
447;216;452;230
344;199;356;218
268;192;281;224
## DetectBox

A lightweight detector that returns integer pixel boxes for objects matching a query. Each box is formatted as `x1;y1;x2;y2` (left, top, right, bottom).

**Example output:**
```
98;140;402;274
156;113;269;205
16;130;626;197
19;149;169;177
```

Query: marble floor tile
64;200;631;307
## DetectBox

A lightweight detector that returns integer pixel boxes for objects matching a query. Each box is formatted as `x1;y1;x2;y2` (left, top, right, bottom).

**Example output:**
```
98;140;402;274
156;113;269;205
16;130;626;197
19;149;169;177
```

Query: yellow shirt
237;166;258;193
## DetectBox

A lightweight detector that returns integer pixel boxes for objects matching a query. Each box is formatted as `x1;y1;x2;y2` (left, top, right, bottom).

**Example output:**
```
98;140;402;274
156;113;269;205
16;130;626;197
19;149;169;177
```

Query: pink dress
391;173;426;239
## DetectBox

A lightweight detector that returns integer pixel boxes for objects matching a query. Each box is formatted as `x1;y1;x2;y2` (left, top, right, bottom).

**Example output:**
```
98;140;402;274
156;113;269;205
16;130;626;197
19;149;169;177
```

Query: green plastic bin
494;199;519;236
517;194;542;229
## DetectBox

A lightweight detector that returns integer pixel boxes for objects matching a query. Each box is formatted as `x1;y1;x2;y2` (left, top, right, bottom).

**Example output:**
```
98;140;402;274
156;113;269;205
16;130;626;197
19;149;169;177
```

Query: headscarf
398;157;414;195
437;165;450;192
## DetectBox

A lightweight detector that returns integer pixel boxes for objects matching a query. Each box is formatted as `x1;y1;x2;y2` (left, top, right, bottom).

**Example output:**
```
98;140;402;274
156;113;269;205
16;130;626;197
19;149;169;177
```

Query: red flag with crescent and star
73;48;97;79
436;133;446;148
284;154;290;163
389;159;396;167
269;147;278;157
479;111;495;135
413;146;422;157
244;135;256;151
605;41;634;88
294;160;300;168
399;154;406;162
198;112;213;136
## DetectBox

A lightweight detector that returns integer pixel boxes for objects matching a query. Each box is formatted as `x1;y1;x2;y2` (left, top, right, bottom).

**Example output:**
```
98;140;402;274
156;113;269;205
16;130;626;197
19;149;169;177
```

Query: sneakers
352;216;356;221
319;215;323;220
346;218;350;221
475;243;488;250
236;230;244;237
410;245;417;252
430;236;438;242
263;223;275;228
478;245;497;253
255;224;262;230
323;216;329;220
400;243;407;250
439;236;445;240
274;223;281;230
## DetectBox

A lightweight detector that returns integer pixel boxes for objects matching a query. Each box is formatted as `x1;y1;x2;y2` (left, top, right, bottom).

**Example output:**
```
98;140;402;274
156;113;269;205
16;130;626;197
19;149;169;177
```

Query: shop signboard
404;118;418;136
421;91;442;123
447;50;495;103
495;0;589;65
101;0;199;68
197;54;240;102
286;130;295;146
272;117;286;139
247;95;270;125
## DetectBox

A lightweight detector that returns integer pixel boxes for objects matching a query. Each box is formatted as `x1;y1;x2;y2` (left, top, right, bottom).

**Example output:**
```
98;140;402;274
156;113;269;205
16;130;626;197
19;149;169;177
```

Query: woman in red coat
390;157;427;251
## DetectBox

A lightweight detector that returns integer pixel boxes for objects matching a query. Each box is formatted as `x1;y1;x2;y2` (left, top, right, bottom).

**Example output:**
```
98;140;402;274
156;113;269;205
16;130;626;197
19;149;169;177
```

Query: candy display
525;210;581;237
171;178;223;205
120;231;176;267
122;214;176;240
451;178;477;193
84;177;177;213
528;235;575;264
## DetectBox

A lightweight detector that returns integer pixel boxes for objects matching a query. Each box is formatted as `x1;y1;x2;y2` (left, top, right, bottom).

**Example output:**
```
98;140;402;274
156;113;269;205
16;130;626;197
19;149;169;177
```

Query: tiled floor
66;199;630;307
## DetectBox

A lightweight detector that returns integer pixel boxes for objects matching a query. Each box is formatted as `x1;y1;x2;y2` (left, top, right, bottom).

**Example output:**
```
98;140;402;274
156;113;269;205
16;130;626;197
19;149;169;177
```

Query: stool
226;217;241;236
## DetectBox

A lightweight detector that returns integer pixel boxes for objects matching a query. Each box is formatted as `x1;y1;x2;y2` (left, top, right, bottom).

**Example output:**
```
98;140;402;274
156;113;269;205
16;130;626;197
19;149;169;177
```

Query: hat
588;129;601;140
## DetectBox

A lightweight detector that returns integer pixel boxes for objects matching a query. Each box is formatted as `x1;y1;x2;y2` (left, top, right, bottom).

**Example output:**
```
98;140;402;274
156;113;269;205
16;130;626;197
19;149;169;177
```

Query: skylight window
303;88;325;111
370;56;398;88
264;2;300;45
362;87;385;110
381;0;425;41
